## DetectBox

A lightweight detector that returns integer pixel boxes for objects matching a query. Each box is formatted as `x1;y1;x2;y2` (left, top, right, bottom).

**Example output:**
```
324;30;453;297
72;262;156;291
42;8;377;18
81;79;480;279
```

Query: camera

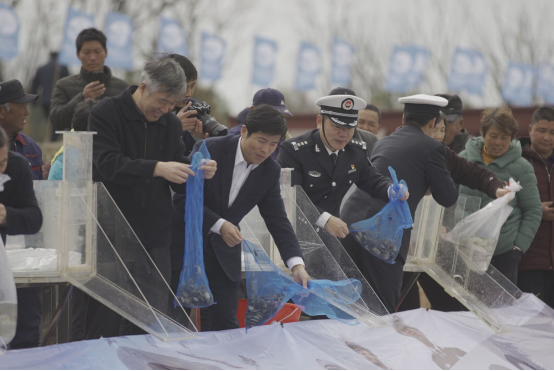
186;99;228;137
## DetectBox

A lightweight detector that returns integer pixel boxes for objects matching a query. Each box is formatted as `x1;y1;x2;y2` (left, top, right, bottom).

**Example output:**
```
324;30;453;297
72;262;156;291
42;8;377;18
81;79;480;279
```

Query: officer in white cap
340;94;458;313
278;94;408;239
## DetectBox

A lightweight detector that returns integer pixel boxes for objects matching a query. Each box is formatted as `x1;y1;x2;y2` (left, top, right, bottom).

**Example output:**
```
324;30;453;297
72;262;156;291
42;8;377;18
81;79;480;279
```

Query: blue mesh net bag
242;239;363;329
242;240;298;329
175;141;215;308
349;166;413;264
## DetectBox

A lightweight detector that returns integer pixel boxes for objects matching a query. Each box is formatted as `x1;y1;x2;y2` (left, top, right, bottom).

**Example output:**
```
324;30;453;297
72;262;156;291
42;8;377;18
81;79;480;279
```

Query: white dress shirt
210;138;304;270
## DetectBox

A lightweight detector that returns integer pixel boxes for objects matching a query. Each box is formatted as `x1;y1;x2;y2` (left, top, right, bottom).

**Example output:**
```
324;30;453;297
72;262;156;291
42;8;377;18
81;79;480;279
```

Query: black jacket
51;66;129;130
31;57;70;113
88;86;189;250
177;135;303;282
341;124;458;262
278;129;392;218
0;151;43;244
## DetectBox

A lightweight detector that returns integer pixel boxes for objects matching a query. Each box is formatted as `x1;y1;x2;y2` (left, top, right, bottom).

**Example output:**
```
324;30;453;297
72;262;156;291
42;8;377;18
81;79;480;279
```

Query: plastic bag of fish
444;178;522;273
349;167;412;264
175;142;215;308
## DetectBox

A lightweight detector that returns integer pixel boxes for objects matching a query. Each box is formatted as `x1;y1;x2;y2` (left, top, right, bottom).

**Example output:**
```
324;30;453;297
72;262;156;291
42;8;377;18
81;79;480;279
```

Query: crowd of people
1;27;553;350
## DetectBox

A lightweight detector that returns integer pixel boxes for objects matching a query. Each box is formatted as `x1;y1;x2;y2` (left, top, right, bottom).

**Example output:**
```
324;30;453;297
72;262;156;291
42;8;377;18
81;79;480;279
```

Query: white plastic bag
0;237;17;351
445;178;522;272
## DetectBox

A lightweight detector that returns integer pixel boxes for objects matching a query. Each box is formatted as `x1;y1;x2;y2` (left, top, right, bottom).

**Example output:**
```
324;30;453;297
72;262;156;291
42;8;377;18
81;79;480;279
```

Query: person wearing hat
0;80;45;349
228;88;294;159
278;94;407;241
436;94;472;154
0;79;43;181
340;94;458;313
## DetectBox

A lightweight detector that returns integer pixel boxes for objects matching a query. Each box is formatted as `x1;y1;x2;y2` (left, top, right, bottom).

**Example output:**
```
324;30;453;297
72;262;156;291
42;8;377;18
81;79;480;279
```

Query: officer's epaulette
348;138;367;150
290;138;313;151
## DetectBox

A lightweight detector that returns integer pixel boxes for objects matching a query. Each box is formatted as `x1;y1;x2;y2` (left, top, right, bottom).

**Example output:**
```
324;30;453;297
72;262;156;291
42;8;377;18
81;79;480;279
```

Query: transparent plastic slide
240;181;390;327
7;131;196;341
409;195;525;333
65;182;196;341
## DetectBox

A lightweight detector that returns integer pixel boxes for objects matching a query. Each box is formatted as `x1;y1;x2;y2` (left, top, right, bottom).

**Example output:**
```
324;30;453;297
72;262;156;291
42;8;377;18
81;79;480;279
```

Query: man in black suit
185;104;309;331
341;94;459;312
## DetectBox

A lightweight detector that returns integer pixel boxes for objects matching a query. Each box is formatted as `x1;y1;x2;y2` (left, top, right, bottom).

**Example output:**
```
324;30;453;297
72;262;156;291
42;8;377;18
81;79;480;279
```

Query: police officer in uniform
278;94;408;239
341;94;459;313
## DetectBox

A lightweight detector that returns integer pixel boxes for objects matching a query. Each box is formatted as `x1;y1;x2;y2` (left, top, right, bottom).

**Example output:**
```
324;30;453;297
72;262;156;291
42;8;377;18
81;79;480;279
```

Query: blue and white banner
58;7;95;66
385;46;429;93
104;12;133;70
156;17;188;56
200;32;226;82
537;64;554;105
0;4;19;60
252;36;278;86
502;62;535;106
448;48;487;96
331;37;355;86
295;42;321;91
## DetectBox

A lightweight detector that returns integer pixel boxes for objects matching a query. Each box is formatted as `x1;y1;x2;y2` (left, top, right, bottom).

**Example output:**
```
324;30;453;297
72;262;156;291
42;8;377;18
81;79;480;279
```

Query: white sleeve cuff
210;218;226;235
315;212;332;228
286;256;305;270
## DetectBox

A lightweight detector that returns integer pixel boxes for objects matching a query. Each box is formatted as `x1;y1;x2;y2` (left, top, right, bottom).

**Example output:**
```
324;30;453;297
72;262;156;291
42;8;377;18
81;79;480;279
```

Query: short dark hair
76;28;107;53
167;53;198;82
72;99;97;131
244;104;287;139
364;104;381;123
0;126;7;148
404;112;440;128
531;106;554;126
480;105;519;139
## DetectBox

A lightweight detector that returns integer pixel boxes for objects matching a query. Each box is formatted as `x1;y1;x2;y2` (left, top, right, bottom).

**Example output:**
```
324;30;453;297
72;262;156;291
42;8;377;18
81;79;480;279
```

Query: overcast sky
3;0;554;115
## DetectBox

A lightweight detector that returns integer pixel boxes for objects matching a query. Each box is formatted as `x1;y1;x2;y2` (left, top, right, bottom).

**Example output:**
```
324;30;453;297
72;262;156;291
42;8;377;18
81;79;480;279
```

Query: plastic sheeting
1;294;552;370
7;249;82;271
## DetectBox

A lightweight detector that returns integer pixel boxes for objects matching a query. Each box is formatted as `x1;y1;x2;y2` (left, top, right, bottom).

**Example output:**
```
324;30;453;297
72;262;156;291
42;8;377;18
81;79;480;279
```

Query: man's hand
390;184;409;201
200;160;217;179
541;201;554;221
83;81;106;99
496;188;510;199
292;264;309;288
325;216;350;238
220;221;243;247
153;162;195;184
0;204;6;225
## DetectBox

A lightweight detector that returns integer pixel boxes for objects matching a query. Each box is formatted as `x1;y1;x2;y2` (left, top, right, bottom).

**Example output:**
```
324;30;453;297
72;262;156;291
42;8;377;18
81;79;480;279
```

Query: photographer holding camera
168;54;227;158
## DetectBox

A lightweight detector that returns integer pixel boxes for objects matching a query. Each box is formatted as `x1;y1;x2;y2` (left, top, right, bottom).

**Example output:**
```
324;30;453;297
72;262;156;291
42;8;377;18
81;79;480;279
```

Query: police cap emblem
341;98;354;110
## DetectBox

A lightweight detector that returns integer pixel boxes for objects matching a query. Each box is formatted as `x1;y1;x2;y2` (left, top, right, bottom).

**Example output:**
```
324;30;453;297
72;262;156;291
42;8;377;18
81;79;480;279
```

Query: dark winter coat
88;86;189;250
519;137;554;271
0;151;43;244
50;66;129;130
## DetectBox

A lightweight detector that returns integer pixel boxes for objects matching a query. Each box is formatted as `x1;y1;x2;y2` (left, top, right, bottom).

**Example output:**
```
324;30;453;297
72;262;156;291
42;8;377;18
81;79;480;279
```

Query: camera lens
200;115;228;137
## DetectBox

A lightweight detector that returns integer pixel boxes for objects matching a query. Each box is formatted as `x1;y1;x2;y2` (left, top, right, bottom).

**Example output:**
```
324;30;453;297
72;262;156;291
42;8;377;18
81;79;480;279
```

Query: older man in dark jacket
518;107;554;309
85;55;216;339
50;28;128;130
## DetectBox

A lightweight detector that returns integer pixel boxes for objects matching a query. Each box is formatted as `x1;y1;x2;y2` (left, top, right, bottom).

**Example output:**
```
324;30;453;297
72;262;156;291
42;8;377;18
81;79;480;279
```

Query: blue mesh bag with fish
242;239;299;329
349;166;413;264
175;141;215;308
242;239;363;329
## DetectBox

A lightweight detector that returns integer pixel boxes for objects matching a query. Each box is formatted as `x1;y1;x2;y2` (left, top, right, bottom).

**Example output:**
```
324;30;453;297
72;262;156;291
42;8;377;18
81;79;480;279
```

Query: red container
236;299;301;328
